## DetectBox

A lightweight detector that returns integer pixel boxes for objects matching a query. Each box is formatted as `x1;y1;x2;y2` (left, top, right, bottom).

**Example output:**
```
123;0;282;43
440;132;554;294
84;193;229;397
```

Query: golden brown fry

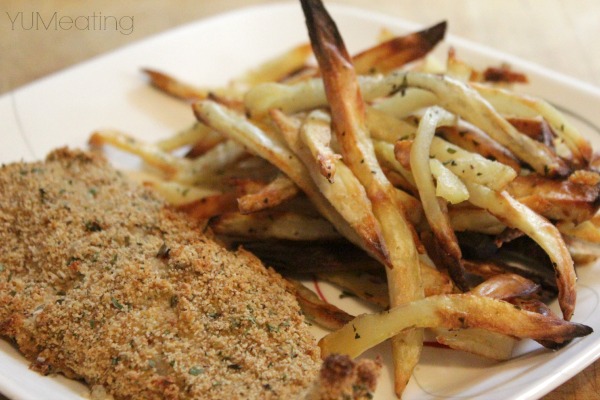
155;122;216;152
89;129;184;175
470;273;540;299
318;294;592;359
184;129;227;158
371;87;437;119
395;137;518;191
447;207;506;235
434;328;516;360
473;83;592;167
142;68;211;102
299;110;342;182
436;125;521;173
352;21;447;74
397;72;569;177
446;48;528;85
236;174;299;214
176;192;238;220
434;274;538;360
288;279;354;331
171;140;248;184
193;100;392;262
317;270;389;309
129;172;220;206
411;106;468;290
271;109;390;268
365;107;416;143
300;0;423;395
464;181;577;320
507;117;554;146
234;43;313;86
506;174;600;224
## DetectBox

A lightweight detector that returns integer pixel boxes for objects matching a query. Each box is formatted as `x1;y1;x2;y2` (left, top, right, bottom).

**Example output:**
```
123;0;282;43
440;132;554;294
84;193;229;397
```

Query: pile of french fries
90;0;599;397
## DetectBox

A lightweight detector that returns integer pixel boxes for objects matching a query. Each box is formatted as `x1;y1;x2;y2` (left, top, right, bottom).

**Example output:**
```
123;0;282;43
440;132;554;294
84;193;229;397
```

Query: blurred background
0;1;599;399
1;0;599;95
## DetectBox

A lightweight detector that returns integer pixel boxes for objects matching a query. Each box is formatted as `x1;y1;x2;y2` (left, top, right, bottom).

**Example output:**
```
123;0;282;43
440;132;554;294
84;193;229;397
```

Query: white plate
2;3;600;400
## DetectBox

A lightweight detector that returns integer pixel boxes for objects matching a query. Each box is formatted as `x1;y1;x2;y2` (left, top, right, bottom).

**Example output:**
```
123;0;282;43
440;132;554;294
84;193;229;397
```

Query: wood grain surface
1;1;599;399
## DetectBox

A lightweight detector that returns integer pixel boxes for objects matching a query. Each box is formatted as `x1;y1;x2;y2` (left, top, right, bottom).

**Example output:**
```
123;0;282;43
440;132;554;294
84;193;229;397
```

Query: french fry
193;100;389;264
318;294;592;359
127;171;220;206
298;110;342;182
365;107;416;143
89;129;185;174
429;158;469;204
176;192;238;220
464;181;577;320
371;88;437;119
300;0;423;395
271;109;390;267
352;21;447;74
411;106;468;290
155;122;217;152
434;328;516;360
473;82;592;167
171;140;247;184
142;68;213;102
288;279;355;331
447;207;505;235
233;43;313;87
237;174;299;214
436;125;521;173
506;174;600;224
394;137;518;191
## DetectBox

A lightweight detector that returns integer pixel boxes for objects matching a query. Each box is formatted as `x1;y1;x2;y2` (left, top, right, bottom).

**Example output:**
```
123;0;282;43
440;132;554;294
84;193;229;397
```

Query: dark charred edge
416;20;447;49
300;0;353;72
537;322;592;349
421;231;470;292
232;239;384;274
364;231;394;270
352;20;447;72
291;280;355;330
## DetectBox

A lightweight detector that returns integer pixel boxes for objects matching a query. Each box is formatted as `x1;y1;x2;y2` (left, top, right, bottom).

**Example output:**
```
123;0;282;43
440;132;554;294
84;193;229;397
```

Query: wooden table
1;1;599;399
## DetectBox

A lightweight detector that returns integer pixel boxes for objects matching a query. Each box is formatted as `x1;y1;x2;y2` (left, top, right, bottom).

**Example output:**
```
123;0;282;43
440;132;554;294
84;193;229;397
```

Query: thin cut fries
352;21;447;74
237;174;299;214
193;100;390;265
288;279;355;330
464;181;576;320
318;294;592;359
473;82;593;166
299;110;342;183
300;0;423;394
411;106;467;289
89;1;600;397
271;109;388;261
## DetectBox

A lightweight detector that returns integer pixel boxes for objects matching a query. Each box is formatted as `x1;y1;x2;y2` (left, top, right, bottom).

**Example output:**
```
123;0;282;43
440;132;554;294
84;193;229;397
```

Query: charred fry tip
300;0;352;65
140;68;167;84
419;20;447;47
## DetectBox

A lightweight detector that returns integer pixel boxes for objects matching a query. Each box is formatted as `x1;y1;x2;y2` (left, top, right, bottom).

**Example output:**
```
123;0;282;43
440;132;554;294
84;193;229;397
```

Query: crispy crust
304;354;382;400
0;148;320;399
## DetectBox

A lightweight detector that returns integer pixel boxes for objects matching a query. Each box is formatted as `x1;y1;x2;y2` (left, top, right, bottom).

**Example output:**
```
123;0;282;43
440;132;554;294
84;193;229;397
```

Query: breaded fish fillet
0;148;321;399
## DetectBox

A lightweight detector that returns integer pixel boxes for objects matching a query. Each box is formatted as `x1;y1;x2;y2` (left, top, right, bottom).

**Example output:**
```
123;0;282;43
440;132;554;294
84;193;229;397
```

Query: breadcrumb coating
0;148;320;399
